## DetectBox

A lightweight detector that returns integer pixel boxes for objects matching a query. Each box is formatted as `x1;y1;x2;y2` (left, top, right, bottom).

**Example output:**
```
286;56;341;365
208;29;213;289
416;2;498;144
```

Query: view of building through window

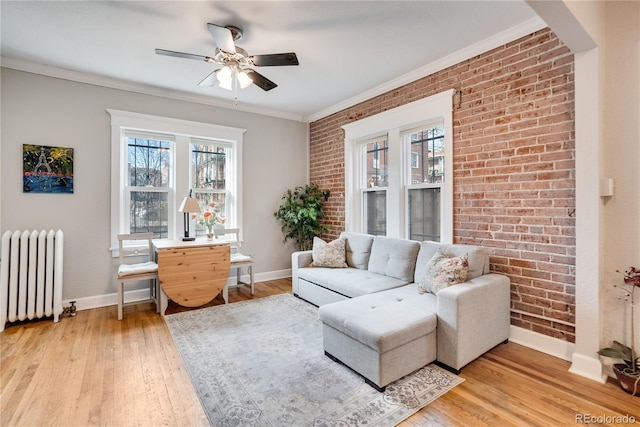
126;137;171;238
364;139;388;235
191;144;229;235
406;125;444;241
409;126;444;184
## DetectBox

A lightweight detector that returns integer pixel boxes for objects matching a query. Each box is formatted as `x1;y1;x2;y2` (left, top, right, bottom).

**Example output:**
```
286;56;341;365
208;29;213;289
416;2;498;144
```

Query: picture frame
23;144;74;194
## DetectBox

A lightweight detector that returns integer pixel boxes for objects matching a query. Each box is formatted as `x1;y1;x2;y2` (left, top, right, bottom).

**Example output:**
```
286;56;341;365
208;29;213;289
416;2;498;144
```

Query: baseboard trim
510;326;607;383
509;325;575;361
569;352;607;383
63;269;293;311
63;288;152;311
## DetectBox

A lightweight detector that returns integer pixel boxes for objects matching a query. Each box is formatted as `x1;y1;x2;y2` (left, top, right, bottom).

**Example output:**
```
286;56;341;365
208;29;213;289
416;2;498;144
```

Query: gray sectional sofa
291;231;510;391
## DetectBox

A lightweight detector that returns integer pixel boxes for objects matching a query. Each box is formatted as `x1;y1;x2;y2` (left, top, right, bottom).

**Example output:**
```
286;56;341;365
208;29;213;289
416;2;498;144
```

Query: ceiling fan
155;23;299;92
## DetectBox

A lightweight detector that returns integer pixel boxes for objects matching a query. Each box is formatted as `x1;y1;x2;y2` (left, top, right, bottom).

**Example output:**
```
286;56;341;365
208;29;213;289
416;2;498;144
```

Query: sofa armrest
291;250;313;295
436;273;510;371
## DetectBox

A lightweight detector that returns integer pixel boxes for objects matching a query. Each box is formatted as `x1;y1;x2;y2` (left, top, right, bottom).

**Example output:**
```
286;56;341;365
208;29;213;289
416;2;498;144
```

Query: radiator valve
62;301;77;317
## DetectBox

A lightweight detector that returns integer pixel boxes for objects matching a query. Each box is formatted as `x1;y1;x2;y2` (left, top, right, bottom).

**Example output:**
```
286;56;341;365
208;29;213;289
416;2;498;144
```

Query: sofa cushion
298;267;407;298
310;237;347;268
318;284;437;353
414;241;487;283
418;249;469;294
368;236;420;282
340;232;374;270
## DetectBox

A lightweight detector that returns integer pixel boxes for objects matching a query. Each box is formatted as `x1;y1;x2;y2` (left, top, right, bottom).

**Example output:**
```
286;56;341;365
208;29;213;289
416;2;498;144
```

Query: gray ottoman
317;284;437;391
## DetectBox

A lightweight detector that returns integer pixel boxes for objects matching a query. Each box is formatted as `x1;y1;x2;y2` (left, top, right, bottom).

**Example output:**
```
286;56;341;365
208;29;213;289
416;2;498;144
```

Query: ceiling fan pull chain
234;72;239;106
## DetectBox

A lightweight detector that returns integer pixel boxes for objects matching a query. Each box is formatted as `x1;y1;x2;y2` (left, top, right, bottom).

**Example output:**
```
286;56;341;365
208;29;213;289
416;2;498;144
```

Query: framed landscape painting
23;144;74;194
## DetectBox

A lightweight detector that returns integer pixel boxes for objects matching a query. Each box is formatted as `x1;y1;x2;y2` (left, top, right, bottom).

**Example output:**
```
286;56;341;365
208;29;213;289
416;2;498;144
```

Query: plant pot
613;363;640;396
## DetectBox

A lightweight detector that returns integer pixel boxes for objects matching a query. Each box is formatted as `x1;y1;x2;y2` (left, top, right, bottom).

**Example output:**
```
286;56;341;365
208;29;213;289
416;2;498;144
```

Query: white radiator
0;230;64;332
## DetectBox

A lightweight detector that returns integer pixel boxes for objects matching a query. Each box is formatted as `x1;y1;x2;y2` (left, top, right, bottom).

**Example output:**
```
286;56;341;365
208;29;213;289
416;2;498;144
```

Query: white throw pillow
418;249;469;294
310;237;348;268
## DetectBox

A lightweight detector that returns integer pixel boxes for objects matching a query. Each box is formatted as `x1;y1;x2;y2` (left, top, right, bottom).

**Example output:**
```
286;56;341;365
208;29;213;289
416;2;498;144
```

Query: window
125;134;172;238
343;90;454;242
405;126;445;241
109;110;245;250
191;141;236;234
411;152;419;169
362;138;388;235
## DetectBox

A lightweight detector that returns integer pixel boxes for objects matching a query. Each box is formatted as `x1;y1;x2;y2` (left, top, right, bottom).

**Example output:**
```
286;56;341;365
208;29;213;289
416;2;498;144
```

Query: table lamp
178;191;201;241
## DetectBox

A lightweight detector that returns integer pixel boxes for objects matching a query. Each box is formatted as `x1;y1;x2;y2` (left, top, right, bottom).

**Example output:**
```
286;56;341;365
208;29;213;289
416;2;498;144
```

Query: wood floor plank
1;278;638;426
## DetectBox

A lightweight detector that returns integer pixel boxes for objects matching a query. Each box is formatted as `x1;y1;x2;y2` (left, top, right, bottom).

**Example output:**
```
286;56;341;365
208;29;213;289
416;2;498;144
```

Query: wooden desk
153;239;230;315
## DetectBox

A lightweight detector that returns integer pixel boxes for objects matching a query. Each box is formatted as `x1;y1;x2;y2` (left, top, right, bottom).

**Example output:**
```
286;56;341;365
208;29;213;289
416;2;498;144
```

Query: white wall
1;68;308;304
522;0;639;381
601;1;640;367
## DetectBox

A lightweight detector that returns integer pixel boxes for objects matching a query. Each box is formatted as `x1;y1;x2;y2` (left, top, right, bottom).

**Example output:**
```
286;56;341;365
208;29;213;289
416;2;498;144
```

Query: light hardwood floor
1;279;638;426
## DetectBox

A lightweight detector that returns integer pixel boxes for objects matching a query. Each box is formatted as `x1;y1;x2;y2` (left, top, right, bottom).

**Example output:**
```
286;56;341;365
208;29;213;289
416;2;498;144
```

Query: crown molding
1;16;546;125
304;16;548;123
0;56;305;122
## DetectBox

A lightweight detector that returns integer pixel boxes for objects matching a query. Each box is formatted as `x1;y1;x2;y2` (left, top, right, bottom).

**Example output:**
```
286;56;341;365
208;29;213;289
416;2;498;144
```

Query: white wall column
526;0;606;382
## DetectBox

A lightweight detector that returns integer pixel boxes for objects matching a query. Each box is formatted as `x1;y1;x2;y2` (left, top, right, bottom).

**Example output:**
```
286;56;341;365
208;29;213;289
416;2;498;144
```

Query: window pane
409;126;444;184
408;187;440;241
192;145;226;190
194;192;226;213
127;138;171;187
364;190;386;236
366;140;388;188
193;192;226;236
130;191;168;239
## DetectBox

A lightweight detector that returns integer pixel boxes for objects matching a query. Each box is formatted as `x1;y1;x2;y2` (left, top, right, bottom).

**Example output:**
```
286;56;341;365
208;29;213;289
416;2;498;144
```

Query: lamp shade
178;197;201;214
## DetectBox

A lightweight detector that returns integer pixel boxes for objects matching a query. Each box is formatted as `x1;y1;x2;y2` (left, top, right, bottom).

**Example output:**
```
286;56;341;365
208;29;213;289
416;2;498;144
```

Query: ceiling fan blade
207;23;236;54
249;53;299;67
155;48;214;63
198;70;218;87
246;70;277;91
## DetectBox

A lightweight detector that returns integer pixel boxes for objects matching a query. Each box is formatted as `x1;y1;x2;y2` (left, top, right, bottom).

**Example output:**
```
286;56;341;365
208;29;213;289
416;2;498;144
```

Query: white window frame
189;138;238;229
403;122;446;241
343;90;454;242
108;109;246;252
359;135;389;235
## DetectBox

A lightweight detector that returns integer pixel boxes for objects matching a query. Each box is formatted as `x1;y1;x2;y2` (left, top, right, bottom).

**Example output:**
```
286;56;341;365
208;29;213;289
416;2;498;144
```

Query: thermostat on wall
600;178;614;197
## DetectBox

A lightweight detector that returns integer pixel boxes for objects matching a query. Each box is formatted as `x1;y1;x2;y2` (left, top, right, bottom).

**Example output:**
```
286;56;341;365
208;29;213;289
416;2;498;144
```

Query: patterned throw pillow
310;237;348;268
418;249;469;294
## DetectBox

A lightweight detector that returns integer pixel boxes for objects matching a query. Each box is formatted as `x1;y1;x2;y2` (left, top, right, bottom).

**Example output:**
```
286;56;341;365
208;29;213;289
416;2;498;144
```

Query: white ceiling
1;1;544;122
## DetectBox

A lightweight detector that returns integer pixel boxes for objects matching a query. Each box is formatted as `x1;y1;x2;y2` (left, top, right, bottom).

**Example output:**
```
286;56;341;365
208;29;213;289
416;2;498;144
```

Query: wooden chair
116;233;159;320
214;228;254;295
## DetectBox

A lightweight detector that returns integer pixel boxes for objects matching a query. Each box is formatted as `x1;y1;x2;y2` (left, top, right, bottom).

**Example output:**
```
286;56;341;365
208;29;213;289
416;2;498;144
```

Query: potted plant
273;183;330;251
598;266;640;396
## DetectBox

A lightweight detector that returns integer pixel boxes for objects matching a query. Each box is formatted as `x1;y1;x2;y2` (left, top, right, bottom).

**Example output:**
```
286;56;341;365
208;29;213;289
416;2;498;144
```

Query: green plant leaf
598;347;628;360
273;183;330;251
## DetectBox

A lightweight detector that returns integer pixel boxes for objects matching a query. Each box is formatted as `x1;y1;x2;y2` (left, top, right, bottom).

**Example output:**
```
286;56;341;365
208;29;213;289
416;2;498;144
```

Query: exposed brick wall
309;28;576;342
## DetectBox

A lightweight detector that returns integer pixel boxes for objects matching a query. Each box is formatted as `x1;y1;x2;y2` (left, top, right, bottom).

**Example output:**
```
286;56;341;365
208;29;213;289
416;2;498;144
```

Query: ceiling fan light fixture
237;69;253;89
156;23;298;95
218;78;233;91
216;65;232;83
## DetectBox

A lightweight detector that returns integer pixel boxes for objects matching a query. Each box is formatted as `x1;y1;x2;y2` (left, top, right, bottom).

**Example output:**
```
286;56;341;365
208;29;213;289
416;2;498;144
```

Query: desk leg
222;285;228;304
160;287;168;316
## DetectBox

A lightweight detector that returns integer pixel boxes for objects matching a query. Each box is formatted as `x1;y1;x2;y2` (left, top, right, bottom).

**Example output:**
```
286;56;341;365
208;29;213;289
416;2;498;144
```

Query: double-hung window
405;125;445;241
362;137;388;235
190;140;236;234
125;133;173;238
109;110;245;250
343;90;454;242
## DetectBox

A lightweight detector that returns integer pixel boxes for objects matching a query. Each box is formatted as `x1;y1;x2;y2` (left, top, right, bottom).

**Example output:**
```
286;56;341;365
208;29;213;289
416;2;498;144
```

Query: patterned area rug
164;293;463;426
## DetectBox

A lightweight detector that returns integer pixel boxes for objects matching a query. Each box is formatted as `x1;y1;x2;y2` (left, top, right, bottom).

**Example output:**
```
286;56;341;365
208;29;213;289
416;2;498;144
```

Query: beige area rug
164;293;463;426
